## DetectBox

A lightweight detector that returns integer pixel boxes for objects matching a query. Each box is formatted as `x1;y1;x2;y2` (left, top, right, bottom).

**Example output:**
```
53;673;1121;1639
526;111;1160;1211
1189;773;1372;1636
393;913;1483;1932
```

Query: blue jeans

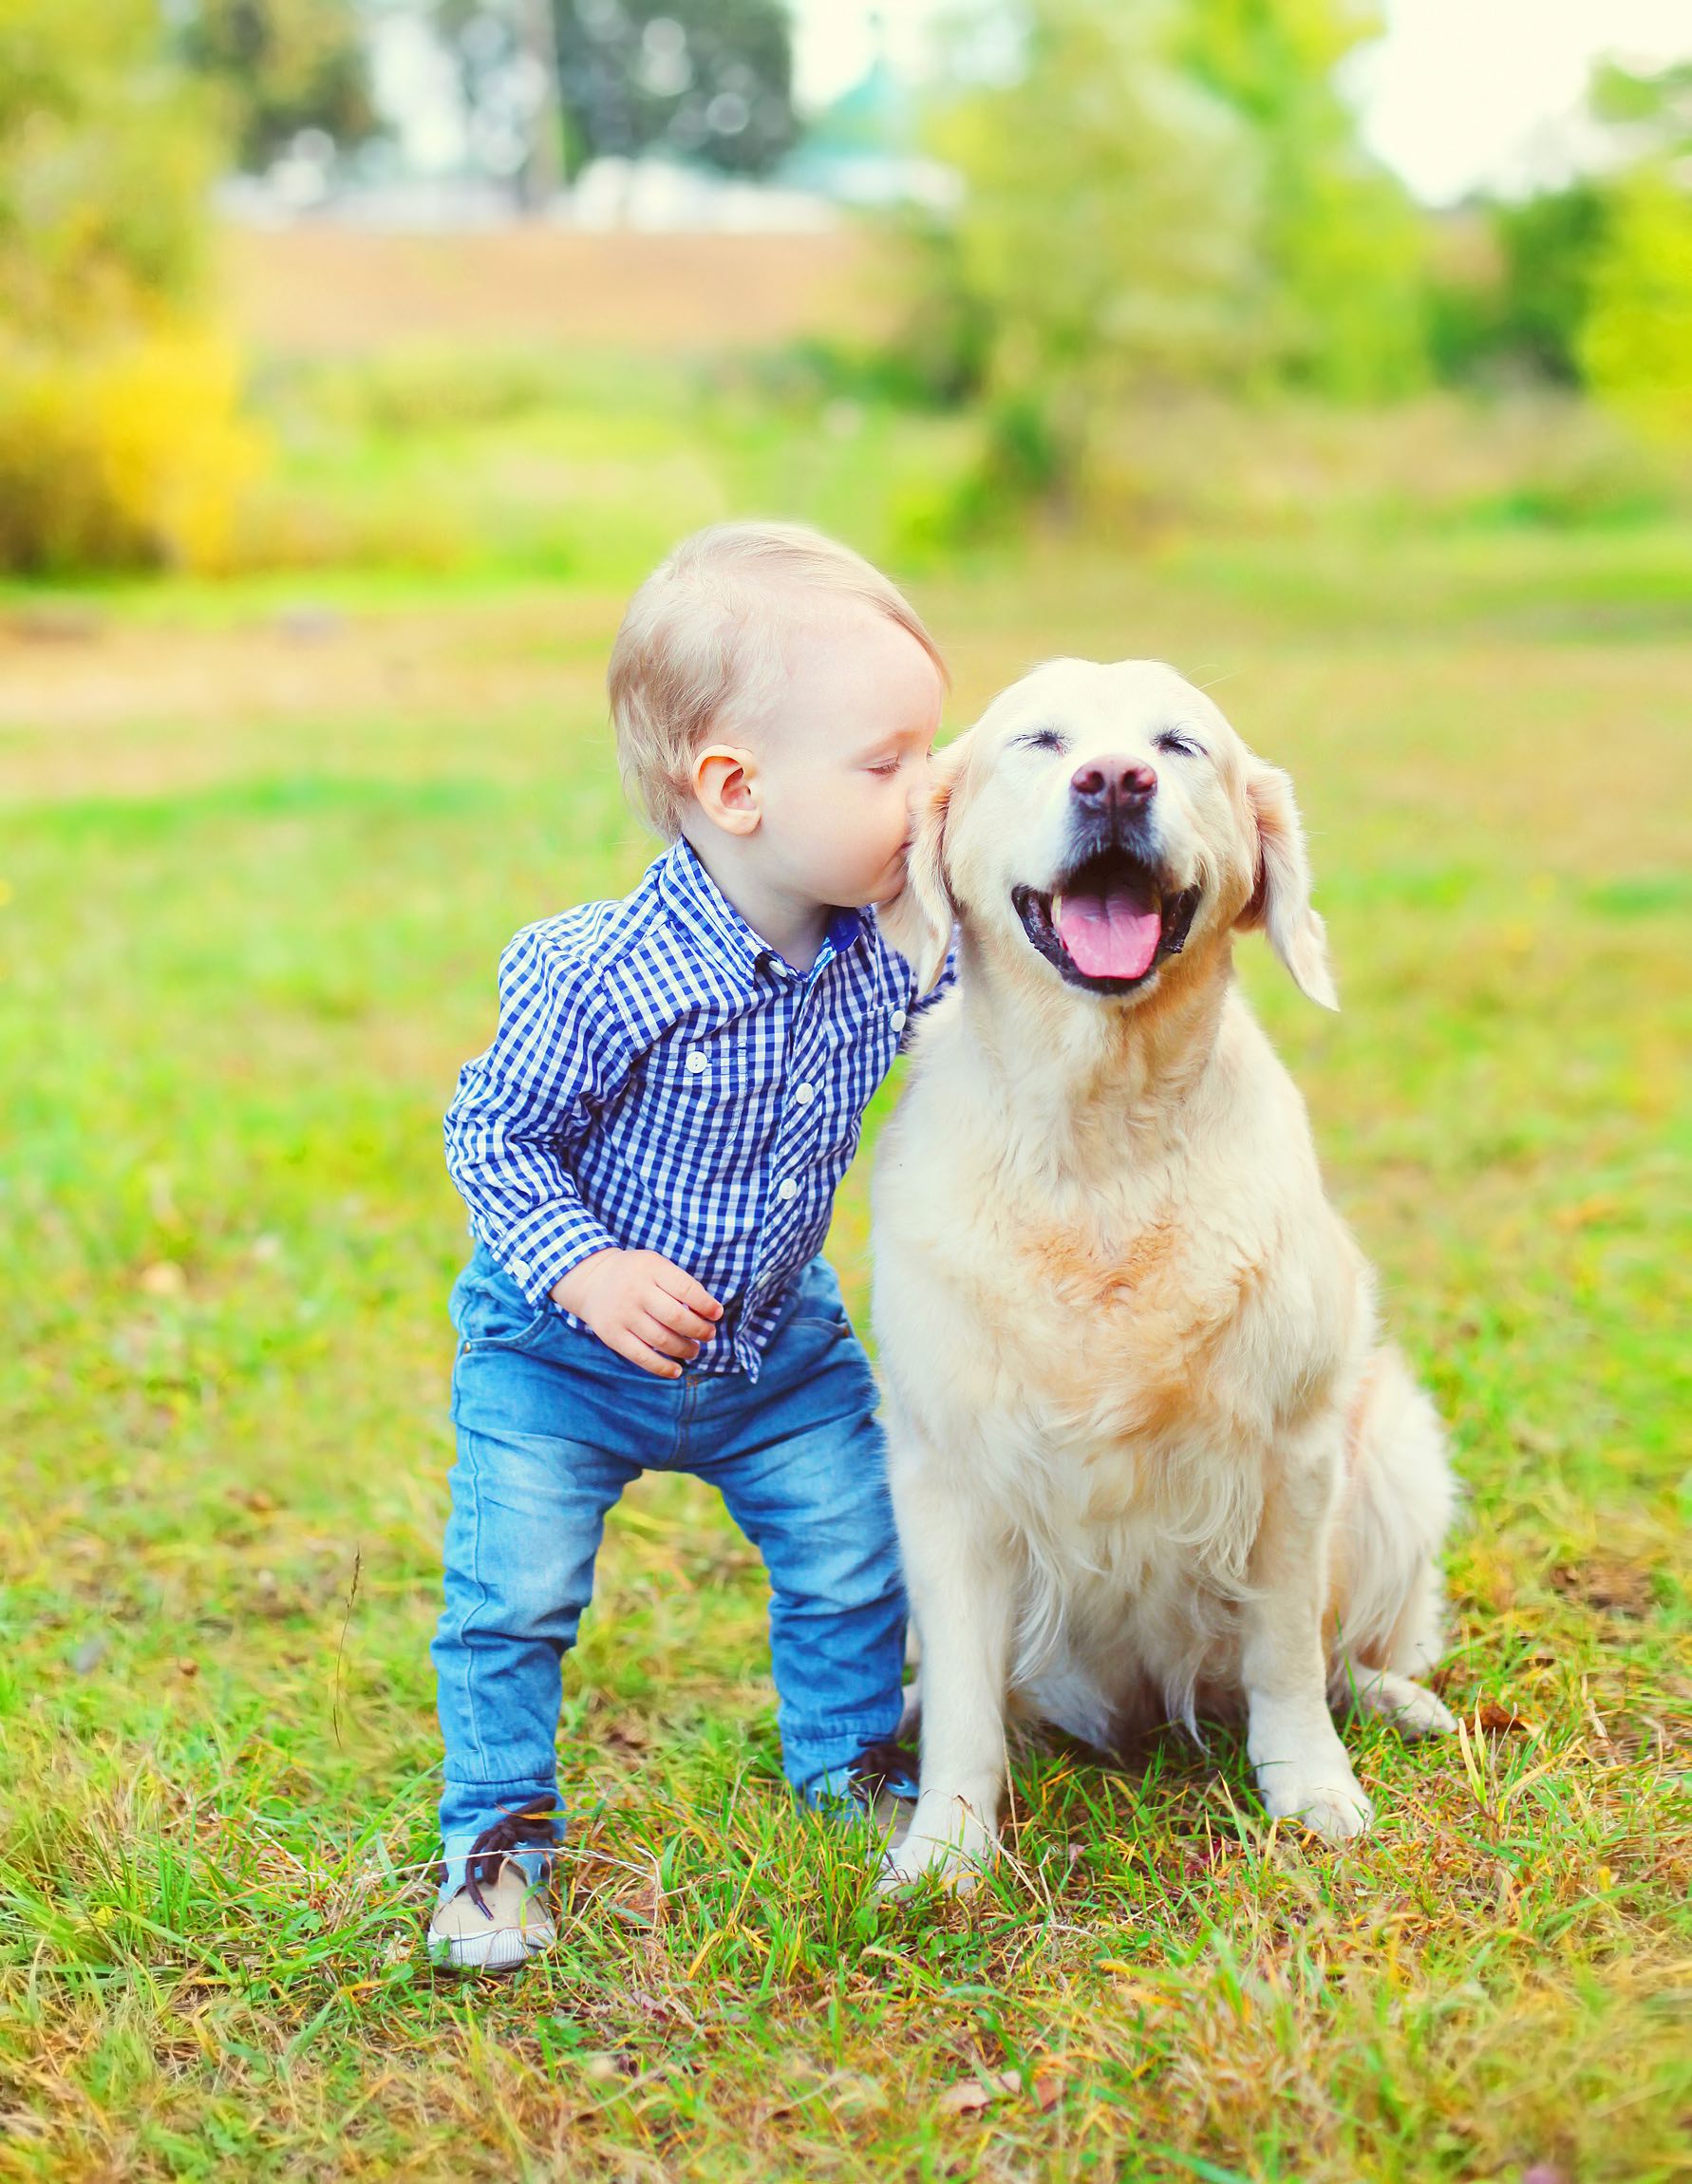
431;1245;907;1897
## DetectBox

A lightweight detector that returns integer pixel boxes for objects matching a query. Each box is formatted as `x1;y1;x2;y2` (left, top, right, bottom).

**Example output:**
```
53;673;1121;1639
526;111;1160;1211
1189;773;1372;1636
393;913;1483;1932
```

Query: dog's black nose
1070;759;1157;813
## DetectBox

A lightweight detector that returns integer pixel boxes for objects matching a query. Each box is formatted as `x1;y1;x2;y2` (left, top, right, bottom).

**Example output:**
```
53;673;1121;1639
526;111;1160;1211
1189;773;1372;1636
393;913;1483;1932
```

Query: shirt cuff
478;1201;620;1309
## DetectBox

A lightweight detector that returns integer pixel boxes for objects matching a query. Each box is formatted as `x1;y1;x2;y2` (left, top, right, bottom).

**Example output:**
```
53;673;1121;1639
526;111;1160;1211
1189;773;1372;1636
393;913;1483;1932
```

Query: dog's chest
978;1193;1286;1450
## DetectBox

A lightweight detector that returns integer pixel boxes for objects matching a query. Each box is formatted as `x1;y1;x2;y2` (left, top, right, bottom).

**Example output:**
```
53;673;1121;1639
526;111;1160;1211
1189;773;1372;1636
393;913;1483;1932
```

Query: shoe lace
464;1799;558;1918
848;1738;920;1802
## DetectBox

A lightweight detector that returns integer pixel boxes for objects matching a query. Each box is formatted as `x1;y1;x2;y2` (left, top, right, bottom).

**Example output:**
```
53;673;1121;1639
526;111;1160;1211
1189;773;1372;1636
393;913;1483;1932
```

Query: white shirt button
777;1177;799;1203
794;1081;816;1106
890;1008;907;1032
685;1050;707;1074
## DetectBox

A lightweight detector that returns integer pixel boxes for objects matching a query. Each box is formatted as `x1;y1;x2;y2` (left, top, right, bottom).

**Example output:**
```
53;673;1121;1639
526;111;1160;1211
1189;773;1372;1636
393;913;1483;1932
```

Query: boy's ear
693;744;760;837
1235;760;1339;1010
881;733;971;991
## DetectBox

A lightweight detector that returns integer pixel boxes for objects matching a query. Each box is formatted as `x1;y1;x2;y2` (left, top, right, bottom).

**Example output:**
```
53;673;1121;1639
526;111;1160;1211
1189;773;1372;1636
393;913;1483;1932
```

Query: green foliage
1589;54;1692;160
175;0;379;171
1578;57;1692;443
1495;186;1611;385
553;0;798;177
0;0;217;340
1580;169;1692;444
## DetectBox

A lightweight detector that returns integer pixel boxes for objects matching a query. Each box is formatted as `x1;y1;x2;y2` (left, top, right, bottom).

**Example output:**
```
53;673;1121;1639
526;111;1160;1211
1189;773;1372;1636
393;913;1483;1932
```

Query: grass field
2;517;1688;2180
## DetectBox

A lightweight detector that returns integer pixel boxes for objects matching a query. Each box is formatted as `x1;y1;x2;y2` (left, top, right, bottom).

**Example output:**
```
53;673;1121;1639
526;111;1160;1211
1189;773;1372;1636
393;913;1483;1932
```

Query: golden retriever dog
874;659;1457;1889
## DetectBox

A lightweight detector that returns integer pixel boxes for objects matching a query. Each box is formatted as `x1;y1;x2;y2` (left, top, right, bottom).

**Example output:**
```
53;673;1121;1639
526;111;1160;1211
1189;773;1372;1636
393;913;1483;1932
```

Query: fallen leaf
1474;1702;1531;1734
935;2067;1064;2118
1551;1562;1652;1618
175;1658;199;1679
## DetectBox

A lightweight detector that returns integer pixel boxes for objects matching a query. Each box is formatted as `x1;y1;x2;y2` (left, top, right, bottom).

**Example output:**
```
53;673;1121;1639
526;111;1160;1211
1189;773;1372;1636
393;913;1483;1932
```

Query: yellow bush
0;326;266;574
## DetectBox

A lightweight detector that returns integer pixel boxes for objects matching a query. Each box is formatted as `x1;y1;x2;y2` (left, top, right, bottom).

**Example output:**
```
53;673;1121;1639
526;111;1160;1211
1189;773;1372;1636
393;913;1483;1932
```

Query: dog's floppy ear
880;734;970;992
1236;761;1339;1011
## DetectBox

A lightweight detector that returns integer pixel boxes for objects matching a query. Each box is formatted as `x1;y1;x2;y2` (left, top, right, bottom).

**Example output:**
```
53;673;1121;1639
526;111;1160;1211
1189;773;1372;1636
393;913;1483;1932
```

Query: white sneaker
427;1856;556;1973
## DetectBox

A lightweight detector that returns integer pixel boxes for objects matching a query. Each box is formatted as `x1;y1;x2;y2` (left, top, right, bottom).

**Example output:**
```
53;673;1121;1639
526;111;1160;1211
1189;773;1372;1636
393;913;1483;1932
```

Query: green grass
1;525;1688;2180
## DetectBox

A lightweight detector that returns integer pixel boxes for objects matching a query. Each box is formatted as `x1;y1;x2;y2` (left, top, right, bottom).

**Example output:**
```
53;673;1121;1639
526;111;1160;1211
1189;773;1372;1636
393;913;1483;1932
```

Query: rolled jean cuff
787;1716;906;1801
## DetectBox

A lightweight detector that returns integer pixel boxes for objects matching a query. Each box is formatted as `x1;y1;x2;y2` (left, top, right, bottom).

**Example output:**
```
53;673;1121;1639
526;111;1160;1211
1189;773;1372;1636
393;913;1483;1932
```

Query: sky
792;0;1692;205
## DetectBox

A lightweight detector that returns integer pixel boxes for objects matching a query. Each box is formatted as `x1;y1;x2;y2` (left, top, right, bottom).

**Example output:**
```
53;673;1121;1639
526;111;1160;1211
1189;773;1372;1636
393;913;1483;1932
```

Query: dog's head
891;658;1337;1012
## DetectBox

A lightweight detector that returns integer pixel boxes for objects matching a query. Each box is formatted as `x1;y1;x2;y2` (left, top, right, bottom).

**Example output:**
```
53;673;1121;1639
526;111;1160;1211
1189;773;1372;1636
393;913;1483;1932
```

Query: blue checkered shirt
444;838;952;1376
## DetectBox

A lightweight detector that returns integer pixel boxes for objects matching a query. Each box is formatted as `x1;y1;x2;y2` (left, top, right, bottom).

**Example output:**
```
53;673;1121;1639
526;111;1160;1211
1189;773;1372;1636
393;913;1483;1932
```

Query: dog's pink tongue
1055;889;1162;980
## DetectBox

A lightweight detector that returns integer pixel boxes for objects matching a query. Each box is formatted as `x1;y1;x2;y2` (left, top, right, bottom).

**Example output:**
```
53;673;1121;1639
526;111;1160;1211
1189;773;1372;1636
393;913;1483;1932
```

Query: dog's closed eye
1014;726;1067;754
1154;728;1207;759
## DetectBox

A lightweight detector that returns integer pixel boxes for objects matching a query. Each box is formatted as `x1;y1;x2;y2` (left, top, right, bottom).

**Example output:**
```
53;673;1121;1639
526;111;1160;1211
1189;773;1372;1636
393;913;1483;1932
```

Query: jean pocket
452;1266;557;1355
790;1309;851;1335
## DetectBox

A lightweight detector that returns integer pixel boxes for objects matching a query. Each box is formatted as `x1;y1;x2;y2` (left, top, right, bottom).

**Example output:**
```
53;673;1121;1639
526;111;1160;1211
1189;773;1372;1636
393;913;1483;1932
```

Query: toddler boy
427;522;949;1970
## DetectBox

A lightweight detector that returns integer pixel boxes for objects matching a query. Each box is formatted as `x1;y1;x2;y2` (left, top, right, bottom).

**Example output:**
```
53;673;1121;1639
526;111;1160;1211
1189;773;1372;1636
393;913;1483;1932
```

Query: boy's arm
444;929;721;1378
443;930;629;1307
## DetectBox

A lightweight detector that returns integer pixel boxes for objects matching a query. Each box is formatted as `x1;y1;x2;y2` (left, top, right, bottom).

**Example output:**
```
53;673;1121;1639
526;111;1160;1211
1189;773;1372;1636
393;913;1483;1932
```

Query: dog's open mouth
1012;851;1200;993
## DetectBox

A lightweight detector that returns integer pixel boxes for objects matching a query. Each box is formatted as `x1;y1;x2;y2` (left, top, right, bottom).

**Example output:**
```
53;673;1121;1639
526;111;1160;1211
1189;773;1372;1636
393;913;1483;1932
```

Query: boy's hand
552;1250;723;1378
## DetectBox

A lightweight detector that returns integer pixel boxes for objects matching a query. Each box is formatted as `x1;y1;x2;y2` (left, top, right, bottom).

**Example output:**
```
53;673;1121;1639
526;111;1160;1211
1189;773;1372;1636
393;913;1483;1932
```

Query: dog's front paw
876;1792;996;1895
1348;1670;1456;1741
1256;1752;1374;1842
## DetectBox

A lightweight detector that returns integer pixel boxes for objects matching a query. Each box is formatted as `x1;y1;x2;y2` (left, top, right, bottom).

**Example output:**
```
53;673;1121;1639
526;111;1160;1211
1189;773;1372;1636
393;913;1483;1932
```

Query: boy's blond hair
609;520;947;838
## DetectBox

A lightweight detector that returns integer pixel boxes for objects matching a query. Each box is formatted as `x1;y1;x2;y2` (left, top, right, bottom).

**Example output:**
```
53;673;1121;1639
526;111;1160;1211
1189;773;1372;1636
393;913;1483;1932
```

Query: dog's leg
1335;1662;1456;1740
876;1450;1014;1893
1328;1346;1457;1743
1243;1435;1375;1841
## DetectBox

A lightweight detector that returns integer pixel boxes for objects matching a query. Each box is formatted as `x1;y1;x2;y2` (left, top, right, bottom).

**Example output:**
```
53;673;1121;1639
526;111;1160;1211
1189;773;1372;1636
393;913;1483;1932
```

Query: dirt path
221;224;880;357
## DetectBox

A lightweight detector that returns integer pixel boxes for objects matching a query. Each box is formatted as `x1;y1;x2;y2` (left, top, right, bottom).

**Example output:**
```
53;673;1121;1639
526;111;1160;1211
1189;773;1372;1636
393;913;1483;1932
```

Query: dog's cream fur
873;659;1457;1888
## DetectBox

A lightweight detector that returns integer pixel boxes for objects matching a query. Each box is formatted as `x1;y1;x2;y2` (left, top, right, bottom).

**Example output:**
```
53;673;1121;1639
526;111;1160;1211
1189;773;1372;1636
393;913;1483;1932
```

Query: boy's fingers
635;1312;700;1364
601;1323;683;1379
652;1263;722;1320
647;1290;716;1341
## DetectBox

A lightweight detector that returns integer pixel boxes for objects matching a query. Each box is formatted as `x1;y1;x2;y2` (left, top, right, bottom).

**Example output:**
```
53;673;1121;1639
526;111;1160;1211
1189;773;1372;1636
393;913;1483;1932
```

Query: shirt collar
656;838;870;984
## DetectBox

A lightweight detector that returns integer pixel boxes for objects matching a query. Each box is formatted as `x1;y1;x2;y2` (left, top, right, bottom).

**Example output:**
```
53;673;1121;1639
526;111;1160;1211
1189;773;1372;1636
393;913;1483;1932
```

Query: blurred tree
1589;55;1692;160
1178;0;1428;399
1579;59;1692;442
899;0;1438;512
1580;173;1692;441
0;0;216;339
1424;57;1689;404
552;0;797;177
428;0;567;203
1423;56;1691;432
923;0;1263;496
1494;184;1610;384
175;0;378;171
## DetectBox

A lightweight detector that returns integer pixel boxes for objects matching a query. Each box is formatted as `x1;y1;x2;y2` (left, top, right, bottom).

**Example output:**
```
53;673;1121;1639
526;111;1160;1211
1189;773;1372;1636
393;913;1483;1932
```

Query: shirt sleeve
443;928;630;1306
